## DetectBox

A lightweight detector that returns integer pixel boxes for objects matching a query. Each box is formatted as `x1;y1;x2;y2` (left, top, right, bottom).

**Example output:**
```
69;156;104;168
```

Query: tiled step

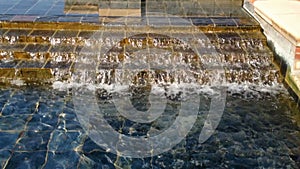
0;27;263;45
0;31;271;67
0;14;261;31
0;65;280;86
0;68;53;85
0;29;268;48
0;28;279;85
0;29;92;45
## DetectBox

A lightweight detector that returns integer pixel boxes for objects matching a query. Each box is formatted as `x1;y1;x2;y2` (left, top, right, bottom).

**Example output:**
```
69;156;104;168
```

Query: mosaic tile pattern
0;27;278;84
0;86;299;168
0;0;256;26
0;0;243;17
0;1;299;168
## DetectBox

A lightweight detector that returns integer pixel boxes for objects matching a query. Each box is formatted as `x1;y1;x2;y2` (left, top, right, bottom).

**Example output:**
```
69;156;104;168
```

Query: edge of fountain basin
0;21;261;32
244;0;300;106
0;12;262;87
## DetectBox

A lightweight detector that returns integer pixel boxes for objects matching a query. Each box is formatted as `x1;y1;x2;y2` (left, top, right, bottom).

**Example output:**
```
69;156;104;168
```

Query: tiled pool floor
0;86;299;168
0;0;252;24
0;0;300;168
0;0;243;16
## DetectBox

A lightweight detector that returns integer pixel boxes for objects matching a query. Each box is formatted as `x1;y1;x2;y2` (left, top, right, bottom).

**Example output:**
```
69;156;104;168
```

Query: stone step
0;53;279;85
0;27;265;44
0;66;280;86
0;29;269;57
0;38;272;69
0;29;93;46
0;28;278;85
0;50;274;73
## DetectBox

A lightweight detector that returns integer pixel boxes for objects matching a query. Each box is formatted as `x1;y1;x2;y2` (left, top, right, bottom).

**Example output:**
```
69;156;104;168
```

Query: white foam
11;79;25;86
52;80;287;98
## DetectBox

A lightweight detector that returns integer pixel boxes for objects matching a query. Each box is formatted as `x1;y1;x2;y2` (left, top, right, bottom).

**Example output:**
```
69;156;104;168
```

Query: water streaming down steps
0;27;280;87
1;1;300;168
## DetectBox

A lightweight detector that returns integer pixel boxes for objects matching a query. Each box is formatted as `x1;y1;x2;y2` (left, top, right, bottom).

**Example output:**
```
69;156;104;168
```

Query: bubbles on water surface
69;13;229;158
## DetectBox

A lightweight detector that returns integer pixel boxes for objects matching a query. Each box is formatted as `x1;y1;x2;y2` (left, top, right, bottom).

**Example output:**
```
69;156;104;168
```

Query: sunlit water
1;29;300;168
0;83;299;168
0;1;299;167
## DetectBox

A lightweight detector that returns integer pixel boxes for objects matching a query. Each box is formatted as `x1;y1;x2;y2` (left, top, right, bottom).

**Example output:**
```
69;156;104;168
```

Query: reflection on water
0;86;299;168
0;0;245;18
65;0;244;17
0;0;299;168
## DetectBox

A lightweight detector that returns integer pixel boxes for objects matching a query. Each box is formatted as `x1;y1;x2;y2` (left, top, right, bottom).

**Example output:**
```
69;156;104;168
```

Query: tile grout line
2;96;40;169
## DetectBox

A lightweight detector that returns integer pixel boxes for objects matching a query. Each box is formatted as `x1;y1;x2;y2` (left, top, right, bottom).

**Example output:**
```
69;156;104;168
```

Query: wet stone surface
0;1;298;168
0;28;279;85
0;86;299;168
0;0;255;26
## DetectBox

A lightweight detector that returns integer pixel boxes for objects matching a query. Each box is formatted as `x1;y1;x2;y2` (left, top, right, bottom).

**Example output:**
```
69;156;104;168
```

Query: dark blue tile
212;18;237;27
16;61;45;69
0;150;11;169
81;16;100;23
6;9;29;15
0;60;19;68
1;98;37;116
5;29;31;36
0;0;19;4
5;151;46;169
14;131;51;151
234;17;259;27
44;61;72;69
43;151;80;169
35;16;59;22
46;6;65;16
0;15;14;21
46;10;65;16
169;17;190;25
49;131;83;152
0;90;11;110
65;119;83;131
57;16;82;22
82;137;103;153
191;18;213;26
34;2;53;9
0;115;27;131
24;44;50;53
0;6;9;14
16;0;37;6
0;132;19;150
26;9;48;16
36;102;64;118
81;140;116;168
27;114;58;131
1;89;40;116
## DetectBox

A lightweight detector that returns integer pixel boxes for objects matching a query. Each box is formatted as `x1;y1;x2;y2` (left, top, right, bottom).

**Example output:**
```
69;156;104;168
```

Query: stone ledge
248;0;300;105
254;0;300;46
249;0;300;73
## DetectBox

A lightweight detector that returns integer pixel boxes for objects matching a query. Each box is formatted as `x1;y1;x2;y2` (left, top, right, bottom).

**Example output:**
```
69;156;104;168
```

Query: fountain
0;0;299;168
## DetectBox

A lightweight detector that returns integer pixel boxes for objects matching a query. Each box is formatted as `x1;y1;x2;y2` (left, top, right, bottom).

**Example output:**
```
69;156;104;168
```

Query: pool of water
0;0;299;168
0;84;299;168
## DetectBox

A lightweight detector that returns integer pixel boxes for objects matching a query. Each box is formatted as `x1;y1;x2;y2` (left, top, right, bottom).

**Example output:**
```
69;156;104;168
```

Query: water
0;0;299;168
1;28;300;166
0;84;299;168
1;24;300;169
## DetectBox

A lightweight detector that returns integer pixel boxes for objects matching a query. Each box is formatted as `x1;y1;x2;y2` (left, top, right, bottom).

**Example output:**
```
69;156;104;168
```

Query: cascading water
0;0;300;168
64;30;280;88
65;18;289;161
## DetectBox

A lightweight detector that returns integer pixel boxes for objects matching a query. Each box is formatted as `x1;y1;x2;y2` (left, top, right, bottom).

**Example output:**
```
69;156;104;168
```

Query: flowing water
1;28;300;168
0;0;300;168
